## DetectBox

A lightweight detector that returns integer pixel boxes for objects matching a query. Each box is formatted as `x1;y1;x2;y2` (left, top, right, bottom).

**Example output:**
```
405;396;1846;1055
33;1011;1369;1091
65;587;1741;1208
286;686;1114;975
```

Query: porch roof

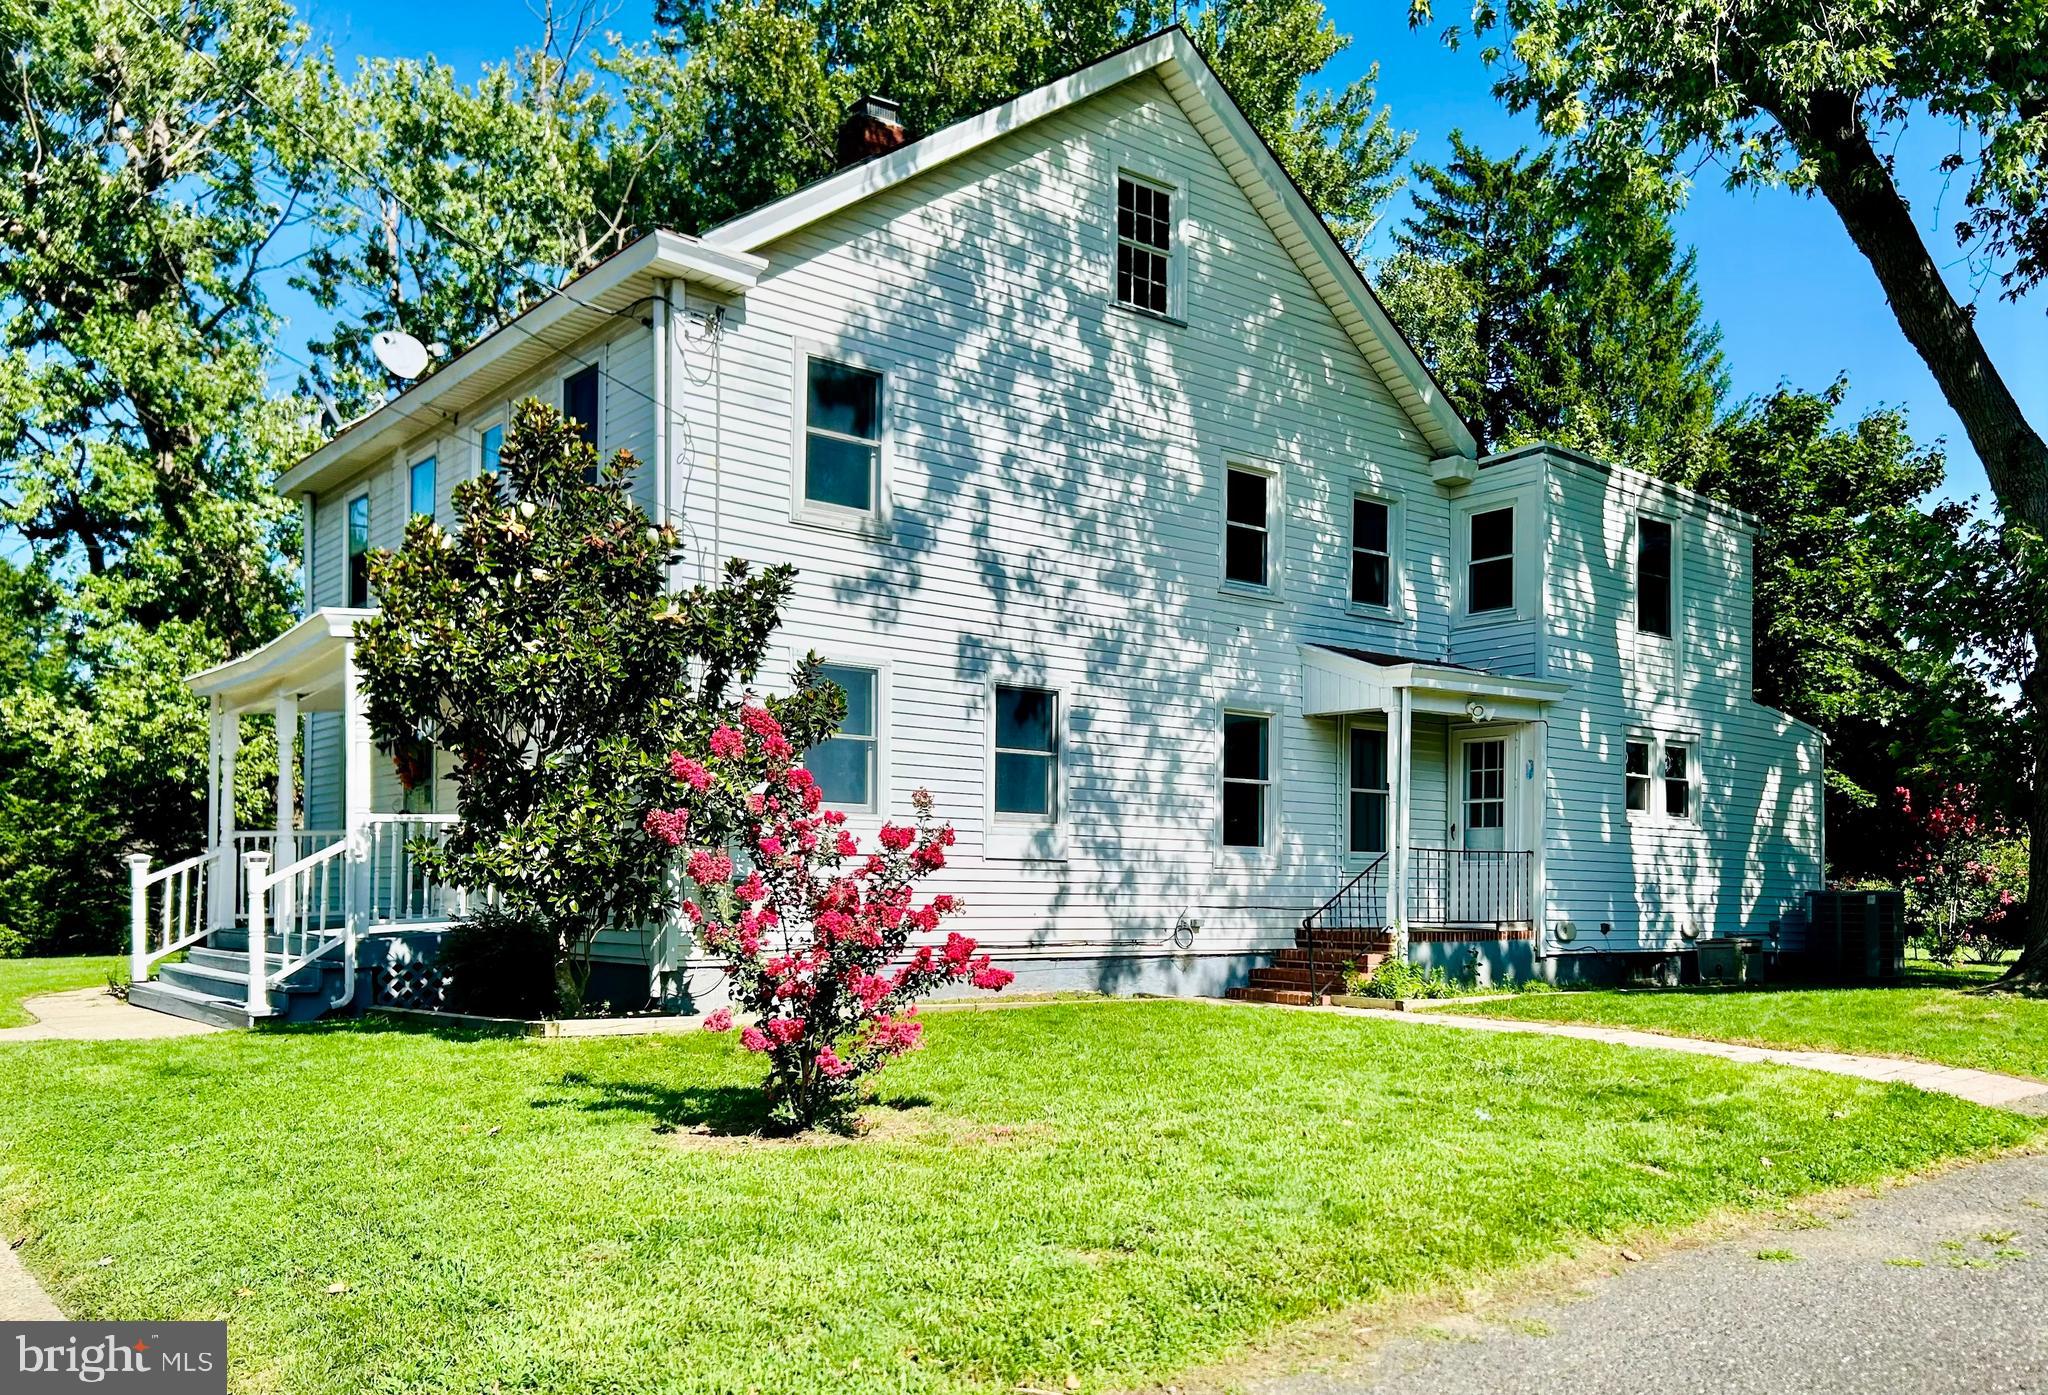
186;608;370;713
1300;644;1569;721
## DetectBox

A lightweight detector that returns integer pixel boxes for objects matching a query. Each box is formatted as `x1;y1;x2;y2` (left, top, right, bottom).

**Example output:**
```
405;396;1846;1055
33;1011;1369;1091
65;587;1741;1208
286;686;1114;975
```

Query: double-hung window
1637;516;1673;637
345;494;371;608
805;664;878;810
1624;739;1653;813
480;422;503;477
564;366;601;482
1221;712;1271;849
1347;726;1389;854
1224;466;1271;588
1624;734;1697;820
803;358;883;515
1663;743;1692;818
1467;505;1515;615
993;685;1058;819
409;456;437;521
1115;175;1173;316
1350;497;1391;608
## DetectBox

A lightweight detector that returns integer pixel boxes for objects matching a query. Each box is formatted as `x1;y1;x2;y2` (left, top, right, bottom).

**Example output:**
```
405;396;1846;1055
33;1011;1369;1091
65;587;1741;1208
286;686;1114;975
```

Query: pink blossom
737;872;767;903
686;850;734;885
702;1007;733;1032
971;960;1015;991
835;831;859;857
758;834;785;859
878;824;915;852
642;807;690;847
668;753;713;790
740;704;784;739
763;735;794;764
739;1025;771;1052
768;1016;806;1046
816;1047;852;1079
708;726;746;759
912;842;947;872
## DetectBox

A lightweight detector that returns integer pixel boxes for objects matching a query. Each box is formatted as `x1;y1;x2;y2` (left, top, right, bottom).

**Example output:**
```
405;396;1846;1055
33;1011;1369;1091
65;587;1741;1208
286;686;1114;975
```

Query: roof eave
275;232;766;498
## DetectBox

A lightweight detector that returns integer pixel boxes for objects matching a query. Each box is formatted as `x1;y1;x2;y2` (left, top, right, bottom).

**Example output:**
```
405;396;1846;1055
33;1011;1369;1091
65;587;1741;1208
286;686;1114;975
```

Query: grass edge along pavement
0;999;2038;1394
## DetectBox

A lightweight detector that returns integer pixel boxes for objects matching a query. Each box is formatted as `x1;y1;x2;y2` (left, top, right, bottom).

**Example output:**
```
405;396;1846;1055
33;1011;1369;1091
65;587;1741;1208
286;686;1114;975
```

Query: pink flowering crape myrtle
644;696;1012;1128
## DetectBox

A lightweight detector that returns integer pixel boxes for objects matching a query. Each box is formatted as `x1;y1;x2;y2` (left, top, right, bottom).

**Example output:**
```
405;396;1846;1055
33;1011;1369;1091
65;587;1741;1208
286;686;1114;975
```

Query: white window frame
1109;163;1187;323
1624;730;1701;824
983;668;1067;863
1452;485;1540;625
560;360;604;452
475;413;507;479
344;489;372;609
806;660;885;816
1218;705;1277;858
1623;735;1654;816
1346;487;1405;618
1220;457;1281;598
408;452;439;522
1343;717;1391;862
1632;510;1679;642
790;339;892;536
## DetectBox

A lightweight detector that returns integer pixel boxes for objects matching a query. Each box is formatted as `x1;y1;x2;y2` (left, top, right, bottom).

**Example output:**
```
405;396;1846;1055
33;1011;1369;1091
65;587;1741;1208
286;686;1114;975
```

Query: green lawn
0;956;125;1029
1443;965;2048;1082
0;1001;2036;1394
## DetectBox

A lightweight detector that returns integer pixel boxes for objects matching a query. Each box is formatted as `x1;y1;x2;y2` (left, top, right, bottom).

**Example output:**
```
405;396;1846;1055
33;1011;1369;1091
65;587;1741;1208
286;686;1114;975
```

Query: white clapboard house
122;29;1824;1026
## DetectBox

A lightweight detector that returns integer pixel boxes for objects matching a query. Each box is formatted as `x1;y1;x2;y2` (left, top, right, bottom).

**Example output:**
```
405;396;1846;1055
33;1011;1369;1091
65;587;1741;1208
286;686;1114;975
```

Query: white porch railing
127;849;225;981
127;815;472;1019
364;814;468;925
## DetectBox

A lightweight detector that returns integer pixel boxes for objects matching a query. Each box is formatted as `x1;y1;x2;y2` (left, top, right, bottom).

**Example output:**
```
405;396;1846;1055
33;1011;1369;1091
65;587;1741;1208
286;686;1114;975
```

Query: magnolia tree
646;680;1013;1129
1895;785;2030;965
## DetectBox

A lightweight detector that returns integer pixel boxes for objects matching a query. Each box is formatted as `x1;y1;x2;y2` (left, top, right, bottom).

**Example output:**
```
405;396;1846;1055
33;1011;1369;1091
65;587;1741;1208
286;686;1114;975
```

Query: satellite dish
371;330;432;380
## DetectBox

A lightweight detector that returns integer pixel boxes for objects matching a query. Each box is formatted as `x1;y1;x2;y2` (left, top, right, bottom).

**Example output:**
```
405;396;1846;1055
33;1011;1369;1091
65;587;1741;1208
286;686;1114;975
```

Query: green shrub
1345;958;1463;1000
436;906;565;1019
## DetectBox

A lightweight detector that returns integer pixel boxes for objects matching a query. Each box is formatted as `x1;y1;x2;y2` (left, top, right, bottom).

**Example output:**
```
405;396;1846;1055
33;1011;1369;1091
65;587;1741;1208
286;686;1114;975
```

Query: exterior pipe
651;277;671;584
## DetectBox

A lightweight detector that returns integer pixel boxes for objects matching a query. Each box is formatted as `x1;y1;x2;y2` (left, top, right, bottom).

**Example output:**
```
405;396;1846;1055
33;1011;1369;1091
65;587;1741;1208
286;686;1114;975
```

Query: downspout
651;278;671;585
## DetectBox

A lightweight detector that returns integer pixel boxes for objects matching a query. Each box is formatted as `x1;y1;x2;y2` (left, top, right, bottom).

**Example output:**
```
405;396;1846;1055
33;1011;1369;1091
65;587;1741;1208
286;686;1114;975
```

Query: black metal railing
1300;854;1388;1006
1406;846;1534;926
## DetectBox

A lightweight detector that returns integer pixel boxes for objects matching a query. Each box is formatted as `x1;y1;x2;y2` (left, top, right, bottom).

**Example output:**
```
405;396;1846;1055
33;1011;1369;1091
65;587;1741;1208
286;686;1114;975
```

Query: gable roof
701;27;1478;461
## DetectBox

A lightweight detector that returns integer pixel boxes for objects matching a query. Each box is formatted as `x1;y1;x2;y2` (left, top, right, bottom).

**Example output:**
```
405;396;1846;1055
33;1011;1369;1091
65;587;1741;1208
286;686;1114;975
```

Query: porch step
126;980;260;1031
127;933;346;1029
1225;987;1319;1006
1237;964;1357;994
1267;946;1389;971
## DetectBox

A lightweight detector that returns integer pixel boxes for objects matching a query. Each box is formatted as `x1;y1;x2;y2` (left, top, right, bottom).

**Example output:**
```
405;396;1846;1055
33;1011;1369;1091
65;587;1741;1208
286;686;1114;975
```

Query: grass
0;1000;2037;1394
1440;964;2048;1082
0;956;126;1029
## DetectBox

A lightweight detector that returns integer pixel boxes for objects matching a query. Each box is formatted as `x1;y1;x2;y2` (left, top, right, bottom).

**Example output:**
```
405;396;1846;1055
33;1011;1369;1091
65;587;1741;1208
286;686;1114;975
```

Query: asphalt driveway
1257;1152;2048;1395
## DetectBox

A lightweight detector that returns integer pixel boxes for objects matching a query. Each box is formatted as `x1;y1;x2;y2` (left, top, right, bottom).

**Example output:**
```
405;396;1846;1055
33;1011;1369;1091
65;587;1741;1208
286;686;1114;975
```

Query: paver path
0;988;217;1042
1348;1002;2048;1112
1252;1151;2048;1395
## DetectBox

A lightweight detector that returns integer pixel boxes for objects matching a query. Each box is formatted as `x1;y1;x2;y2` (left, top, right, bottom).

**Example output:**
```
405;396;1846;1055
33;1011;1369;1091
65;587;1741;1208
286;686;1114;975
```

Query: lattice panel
374;959;452;1010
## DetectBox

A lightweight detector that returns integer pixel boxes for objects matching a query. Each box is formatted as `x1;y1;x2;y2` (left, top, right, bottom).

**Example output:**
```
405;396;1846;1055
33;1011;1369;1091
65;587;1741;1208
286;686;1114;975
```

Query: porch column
340;640;373;1002
273;693;300;929
206;699;239;930
1528;719;1549;957
1390;686;1413;960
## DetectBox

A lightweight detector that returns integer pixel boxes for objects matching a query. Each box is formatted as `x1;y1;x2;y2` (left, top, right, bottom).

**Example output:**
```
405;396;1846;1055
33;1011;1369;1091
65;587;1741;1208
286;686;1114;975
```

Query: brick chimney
835;95;909;168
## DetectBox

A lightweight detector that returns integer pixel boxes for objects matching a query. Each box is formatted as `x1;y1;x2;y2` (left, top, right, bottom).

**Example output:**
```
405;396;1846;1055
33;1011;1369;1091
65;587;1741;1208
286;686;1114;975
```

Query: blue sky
295;0;2044;506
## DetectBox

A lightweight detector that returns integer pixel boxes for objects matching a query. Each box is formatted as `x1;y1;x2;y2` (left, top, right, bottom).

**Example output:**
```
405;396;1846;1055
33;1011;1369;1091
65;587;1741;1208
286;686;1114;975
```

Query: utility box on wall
1801;890;1907;981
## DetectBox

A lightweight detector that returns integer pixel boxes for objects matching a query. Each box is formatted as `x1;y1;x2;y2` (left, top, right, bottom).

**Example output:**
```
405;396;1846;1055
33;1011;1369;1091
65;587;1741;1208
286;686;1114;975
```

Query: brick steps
1226;926;1392;1004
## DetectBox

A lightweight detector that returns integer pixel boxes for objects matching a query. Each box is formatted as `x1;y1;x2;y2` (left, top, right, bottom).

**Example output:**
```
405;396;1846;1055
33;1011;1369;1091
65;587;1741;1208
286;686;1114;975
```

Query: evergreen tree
1376;133;1723;469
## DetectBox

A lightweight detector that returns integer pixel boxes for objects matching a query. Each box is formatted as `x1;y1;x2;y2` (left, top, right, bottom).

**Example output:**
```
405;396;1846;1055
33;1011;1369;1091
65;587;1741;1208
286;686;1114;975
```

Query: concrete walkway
1251;1151;2048;1395
0;988;217;1042
1345;1004;2048;1113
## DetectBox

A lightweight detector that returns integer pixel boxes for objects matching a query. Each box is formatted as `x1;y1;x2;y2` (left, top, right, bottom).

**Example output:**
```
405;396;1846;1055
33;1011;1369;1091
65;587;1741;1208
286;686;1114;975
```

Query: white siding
1539;458;1823;952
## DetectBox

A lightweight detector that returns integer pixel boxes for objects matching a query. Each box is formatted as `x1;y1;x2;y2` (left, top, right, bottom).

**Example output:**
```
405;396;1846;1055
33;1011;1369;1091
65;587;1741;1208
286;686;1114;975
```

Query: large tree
297;0;1411;409
1415;0;2048;986
1375;132;1725;467
0;0;316;952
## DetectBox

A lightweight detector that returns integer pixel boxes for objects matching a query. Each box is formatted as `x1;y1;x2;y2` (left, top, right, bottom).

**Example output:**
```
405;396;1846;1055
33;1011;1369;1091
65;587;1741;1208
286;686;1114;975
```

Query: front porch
123;608;470;1026
1229;644;1568;1004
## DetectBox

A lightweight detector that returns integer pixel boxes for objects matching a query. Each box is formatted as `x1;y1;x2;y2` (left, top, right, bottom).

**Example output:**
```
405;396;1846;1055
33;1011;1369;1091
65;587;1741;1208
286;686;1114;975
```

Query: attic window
1116;175;1174;316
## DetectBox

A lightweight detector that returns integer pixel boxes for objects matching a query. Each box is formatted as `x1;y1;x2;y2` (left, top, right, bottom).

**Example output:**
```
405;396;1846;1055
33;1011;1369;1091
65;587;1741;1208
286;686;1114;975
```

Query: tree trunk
1765;88;2048;990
